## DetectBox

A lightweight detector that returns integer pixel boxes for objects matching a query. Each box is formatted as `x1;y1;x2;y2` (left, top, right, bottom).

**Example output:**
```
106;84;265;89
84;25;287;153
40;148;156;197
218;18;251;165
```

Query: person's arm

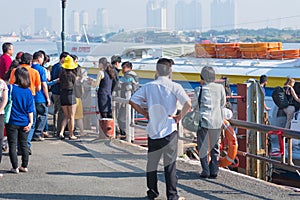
290;87;300;103
0;87;8;113
47;78;59;86
90;71;104;88
171;100;192;123
129;100;149;119
42;82;50;107
23;112;33;132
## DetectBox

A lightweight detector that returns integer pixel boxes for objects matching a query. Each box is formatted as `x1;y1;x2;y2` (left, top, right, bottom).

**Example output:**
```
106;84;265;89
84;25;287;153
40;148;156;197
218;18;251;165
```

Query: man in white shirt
129;58;191;200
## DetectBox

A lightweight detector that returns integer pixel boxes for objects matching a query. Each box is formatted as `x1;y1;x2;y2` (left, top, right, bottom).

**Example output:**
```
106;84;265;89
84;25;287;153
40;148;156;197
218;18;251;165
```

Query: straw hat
62;55;78;70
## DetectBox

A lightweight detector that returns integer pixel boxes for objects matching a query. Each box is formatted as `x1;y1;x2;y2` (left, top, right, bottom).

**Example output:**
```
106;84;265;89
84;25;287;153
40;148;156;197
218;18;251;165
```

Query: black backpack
272;86;289;109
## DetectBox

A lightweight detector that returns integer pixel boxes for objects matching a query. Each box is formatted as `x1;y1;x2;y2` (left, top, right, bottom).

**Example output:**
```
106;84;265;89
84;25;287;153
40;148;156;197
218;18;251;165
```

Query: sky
1;0;300;34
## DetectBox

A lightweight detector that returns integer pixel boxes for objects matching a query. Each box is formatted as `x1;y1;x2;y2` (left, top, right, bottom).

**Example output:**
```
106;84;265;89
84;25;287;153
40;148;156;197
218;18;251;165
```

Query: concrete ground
0;129;300;200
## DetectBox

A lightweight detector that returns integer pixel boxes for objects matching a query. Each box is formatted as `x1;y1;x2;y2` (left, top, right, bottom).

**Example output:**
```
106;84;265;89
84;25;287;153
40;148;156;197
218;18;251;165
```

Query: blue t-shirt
50;62;62;95
8;84;34;126
32;63;47;103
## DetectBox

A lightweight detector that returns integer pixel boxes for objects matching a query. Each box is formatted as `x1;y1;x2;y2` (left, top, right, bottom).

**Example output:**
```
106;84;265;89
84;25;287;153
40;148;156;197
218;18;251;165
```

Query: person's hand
46;98;51;107
265;106;271;111
24;122;32;132
170;113;182;123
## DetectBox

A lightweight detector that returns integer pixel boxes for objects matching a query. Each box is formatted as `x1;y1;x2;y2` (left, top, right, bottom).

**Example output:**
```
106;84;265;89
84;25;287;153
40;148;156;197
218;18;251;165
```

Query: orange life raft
219;120;238;167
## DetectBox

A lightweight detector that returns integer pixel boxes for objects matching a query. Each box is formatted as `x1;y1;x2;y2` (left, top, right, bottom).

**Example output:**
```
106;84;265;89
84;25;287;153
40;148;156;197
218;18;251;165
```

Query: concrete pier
0;129;299;200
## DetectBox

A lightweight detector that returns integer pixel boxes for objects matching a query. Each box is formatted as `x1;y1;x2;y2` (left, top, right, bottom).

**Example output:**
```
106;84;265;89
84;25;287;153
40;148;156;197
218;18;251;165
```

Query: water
12;41;57;57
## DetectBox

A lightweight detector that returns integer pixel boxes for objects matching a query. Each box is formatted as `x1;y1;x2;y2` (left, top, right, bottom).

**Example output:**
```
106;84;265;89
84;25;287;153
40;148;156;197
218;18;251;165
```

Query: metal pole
61;0;66;53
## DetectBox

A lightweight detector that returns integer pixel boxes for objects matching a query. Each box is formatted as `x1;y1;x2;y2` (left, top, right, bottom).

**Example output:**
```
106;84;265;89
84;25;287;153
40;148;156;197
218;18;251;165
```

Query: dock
0;130;299;200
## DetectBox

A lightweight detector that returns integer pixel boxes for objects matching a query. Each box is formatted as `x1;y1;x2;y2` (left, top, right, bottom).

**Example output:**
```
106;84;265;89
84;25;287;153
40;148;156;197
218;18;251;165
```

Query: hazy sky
1;0;300;34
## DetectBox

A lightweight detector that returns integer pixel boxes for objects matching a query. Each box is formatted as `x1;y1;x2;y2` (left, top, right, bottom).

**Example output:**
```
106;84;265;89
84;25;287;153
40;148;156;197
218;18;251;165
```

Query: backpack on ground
272;86;289;109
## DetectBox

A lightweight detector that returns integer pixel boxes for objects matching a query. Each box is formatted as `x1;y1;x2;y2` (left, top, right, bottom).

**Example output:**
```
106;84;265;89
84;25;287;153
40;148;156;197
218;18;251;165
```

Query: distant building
96;8;109;34
80;10;89;31
146;0;167;30
34;8;52;35
175;0;202;31
69;10;80;35
211;0;236;31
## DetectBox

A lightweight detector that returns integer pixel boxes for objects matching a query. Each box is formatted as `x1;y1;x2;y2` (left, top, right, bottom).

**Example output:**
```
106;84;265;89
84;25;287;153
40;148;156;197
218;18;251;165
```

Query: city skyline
1;0;300;35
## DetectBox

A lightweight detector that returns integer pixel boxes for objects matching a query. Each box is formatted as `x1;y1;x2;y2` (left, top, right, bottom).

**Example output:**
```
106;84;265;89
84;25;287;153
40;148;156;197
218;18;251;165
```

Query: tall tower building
80;10;89;31
69;10;80;35
175;0;202;31
146;0;167;30
96;8;109;34
211;0;236;31
34;8;52;35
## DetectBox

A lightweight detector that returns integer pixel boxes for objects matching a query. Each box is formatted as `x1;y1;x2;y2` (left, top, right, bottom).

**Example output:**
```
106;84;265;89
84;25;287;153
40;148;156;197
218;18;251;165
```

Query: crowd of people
0;42;140;179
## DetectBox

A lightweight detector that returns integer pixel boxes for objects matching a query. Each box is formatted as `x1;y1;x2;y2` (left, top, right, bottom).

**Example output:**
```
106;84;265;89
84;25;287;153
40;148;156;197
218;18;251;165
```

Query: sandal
69;136;77;140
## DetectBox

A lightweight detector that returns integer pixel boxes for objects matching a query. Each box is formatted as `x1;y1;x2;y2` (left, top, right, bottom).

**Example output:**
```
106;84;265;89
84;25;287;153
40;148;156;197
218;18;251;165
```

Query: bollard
99;118;115;138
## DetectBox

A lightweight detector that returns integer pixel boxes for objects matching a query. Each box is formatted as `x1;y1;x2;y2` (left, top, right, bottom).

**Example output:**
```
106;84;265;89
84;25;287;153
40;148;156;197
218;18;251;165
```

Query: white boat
0;33;21;43
81;44;300;94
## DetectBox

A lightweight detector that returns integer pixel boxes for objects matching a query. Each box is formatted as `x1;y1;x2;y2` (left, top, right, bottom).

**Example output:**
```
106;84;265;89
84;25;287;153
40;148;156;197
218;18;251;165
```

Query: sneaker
32;136;45;141
11;168;19;174
18;166;28;173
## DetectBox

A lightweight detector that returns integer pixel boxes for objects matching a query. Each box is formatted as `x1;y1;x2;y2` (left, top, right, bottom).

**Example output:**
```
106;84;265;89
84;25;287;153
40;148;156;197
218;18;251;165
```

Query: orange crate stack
195;44;216;58
215;43;240;59
268;49;300;60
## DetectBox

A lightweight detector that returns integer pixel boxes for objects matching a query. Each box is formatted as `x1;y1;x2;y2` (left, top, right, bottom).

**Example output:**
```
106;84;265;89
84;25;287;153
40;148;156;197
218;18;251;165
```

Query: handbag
74;79;84;98
4;84;13;124
182;86;202;132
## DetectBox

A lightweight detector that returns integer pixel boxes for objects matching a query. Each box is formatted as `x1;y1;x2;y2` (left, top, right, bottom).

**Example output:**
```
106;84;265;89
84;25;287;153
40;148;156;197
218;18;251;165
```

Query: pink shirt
0;54;12;79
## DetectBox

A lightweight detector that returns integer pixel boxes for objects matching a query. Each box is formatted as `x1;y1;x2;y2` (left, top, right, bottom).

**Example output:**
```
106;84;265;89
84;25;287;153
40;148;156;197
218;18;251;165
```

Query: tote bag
4;84;13;124
182;86;202;132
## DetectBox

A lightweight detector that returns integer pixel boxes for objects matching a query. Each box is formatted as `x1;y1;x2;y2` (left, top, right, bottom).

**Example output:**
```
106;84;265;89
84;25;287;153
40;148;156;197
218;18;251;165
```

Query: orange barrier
219;120;238;167
99;118;114;138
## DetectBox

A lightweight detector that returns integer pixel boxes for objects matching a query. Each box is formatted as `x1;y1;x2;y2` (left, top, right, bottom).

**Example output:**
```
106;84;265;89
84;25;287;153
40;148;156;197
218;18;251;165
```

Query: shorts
60;89;76;106
75;98;83;119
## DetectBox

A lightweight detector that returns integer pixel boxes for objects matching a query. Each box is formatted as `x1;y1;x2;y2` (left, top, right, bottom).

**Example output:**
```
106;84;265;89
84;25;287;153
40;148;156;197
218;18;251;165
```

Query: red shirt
0;53;12;79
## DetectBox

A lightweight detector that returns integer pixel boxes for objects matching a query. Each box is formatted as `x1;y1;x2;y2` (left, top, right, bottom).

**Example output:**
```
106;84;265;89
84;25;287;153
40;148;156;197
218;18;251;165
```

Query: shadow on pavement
46;171;145;178
0;194;148;200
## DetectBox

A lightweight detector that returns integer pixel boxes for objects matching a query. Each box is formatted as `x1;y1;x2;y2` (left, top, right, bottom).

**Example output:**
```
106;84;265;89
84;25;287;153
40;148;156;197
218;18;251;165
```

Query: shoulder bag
4;84;13;124
74;78;84;98
182;86;202;132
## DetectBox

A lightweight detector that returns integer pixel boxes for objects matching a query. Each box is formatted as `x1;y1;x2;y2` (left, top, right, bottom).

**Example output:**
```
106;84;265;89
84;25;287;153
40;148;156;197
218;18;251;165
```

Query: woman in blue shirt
6;67;34;174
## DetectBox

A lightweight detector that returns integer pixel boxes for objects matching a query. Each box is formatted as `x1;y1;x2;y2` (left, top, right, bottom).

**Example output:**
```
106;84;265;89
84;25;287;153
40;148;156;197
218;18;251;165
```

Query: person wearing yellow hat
57;55;78;140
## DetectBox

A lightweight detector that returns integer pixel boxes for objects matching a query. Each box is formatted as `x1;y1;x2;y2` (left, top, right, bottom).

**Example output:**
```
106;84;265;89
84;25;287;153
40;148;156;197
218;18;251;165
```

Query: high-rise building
34;8;52;35
69;10;80;35
146;0;167;30
175;0;202;31
80;10;89;31
211;0;236;31
96;8;109;34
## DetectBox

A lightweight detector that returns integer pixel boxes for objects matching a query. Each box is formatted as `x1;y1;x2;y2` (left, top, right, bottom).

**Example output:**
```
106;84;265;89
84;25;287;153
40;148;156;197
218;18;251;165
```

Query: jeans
34;103;48;138
197;127;221;176
147;131;179;200
27;102;36;148
6;123;29;169
52;94;64;134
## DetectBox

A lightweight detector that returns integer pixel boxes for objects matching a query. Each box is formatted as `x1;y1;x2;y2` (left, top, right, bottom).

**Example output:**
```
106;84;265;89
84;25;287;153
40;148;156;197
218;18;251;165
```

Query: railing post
177;122;184;157
112;97;117;138
125;90;133;143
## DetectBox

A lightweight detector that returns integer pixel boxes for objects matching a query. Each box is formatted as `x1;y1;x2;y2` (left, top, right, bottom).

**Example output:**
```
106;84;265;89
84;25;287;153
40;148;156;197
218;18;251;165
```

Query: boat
0;32;21;43
80;43;300;97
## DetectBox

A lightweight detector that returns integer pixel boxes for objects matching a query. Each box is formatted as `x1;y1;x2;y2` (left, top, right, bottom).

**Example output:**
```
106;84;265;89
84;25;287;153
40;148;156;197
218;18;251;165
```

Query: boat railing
229;119;300;172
